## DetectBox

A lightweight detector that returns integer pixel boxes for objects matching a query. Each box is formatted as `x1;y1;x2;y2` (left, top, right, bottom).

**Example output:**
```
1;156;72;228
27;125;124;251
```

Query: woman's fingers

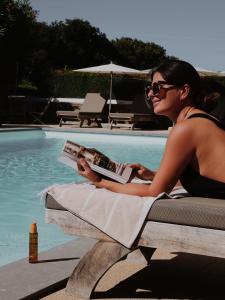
77;158;90;173
128;163;142;170
77;161;85;172
129;163;145;173
77;158;101;183
127;163;154;180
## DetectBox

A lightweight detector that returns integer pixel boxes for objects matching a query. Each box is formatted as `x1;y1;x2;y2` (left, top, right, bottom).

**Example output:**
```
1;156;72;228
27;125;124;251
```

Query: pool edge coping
0;126;168;138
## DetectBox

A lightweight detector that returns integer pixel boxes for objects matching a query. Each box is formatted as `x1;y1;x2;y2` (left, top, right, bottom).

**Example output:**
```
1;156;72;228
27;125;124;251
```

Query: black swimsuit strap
187;113;225;129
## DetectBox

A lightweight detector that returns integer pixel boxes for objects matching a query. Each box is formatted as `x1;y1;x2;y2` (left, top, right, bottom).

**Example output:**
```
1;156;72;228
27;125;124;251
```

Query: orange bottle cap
30;222;37;233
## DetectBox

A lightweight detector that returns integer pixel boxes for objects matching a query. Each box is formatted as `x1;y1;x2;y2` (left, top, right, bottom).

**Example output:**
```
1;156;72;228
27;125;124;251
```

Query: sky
29;0;225;72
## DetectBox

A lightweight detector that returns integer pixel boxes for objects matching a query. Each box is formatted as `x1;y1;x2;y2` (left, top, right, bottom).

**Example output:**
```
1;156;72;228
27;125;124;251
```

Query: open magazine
58;140;133;184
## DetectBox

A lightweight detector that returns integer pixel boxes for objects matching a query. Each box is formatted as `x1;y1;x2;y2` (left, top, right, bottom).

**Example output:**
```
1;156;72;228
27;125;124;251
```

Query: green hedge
205;76;225;86
51;70;147;100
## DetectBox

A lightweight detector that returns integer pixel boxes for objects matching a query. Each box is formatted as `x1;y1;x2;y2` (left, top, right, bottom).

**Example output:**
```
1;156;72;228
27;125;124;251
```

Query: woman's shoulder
169;115;206;143
170;110;223;146
167;121;196;148
171;117;197;134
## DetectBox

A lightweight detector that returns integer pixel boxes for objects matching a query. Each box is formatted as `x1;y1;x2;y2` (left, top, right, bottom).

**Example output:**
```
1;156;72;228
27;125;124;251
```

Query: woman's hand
77;158;102;183
128;163;155;181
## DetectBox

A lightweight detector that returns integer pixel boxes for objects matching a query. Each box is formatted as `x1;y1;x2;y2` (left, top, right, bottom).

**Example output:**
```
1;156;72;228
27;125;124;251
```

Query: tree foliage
0;0;37;85
112;37;167;70
45;19;118;70
0;0;175;95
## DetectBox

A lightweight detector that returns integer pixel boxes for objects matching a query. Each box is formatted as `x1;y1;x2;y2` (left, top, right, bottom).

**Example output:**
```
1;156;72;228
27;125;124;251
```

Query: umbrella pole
108;72;113;124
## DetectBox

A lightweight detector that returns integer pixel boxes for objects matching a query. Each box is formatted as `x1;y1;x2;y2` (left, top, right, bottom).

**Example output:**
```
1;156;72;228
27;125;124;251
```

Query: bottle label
29;233;38;263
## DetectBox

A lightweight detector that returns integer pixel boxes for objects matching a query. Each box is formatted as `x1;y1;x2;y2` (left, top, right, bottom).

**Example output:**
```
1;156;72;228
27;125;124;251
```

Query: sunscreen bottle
29;222;38;263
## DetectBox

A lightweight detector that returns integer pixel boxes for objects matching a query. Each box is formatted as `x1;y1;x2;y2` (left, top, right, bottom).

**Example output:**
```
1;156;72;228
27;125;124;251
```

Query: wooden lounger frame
45;208;225;299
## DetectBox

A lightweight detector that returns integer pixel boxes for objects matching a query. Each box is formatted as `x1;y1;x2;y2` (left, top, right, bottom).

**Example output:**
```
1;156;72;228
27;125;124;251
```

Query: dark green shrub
50;70;147;100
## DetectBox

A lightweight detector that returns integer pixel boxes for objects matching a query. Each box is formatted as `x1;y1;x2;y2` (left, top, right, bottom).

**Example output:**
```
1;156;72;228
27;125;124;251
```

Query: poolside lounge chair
56;93;107;128
109;112;154;130
45;194;225;299
56;108;80;127
109;93;155;130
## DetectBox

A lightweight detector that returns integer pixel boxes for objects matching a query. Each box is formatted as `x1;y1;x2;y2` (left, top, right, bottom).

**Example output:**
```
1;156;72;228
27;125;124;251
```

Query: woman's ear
180;84;190;100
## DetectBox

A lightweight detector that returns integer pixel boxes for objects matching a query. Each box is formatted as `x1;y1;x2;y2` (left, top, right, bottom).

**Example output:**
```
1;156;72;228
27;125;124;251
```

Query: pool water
0;129;166;266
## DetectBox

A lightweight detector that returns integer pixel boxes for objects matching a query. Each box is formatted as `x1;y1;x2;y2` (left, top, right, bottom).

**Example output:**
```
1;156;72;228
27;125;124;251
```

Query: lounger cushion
46;194;225;230
79;93;106;113
56;110;79;117
149;197;225;230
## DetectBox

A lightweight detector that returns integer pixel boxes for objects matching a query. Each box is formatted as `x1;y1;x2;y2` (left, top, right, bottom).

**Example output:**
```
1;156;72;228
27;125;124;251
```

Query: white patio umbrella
140;66;220;76
140;68;152;74
194;66;220;77
219;71;225;76
73;62;144;119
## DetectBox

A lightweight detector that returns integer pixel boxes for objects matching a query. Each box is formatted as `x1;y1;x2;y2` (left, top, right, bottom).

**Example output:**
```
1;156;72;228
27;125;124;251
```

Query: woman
78;60;225;198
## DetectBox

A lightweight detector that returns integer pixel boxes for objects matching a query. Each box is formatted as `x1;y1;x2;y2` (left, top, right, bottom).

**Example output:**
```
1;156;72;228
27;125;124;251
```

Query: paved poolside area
42;247;225;300
0;122;169;137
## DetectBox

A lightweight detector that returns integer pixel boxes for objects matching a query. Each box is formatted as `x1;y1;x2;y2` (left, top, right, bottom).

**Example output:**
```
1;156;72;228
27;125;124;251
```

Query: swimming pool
0;129;166;266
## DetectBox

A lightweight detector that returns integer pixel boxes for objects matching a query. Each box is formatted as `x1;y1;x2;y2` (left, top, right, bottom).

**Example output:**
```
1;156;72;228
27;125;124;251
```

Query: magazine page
58;140;133;183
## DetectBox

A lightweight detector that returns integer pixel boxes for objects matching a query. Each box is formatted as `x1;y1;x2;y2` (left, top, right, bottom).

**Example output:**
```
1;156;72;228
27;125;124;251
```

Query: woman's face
147;72;182;119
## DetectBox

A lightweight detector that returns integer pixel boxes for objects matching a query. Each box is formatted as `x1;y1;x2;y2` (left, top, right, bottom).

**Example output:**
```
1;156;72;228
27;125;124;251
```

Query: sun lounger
56;108;80;127
56;93;107;127
109;113;154;130
45;194;225;299
78;93;107;128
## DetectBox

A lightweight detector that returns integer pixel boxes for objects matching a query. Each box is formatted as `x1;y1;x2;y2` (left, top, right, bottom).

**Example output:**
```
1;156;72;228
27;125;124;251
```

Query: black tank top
180;113;225;199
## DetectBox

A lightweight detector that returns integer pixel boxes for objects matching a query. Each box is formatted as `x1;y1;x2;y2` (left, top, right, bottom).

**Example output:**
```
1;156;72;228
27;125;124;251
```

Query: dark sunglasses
145;81;176;98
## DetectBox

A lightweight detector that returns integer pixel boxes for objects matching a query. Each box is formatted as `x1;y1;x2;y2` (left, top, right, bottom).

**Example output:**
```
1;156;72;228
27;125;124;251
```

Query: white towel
46;182;173;248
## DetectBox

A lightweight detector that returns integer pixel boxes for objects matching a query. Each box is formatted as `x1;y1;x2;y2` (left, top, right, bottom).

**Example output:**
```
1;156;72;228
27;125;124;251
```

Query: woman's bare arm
147;123;195;195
